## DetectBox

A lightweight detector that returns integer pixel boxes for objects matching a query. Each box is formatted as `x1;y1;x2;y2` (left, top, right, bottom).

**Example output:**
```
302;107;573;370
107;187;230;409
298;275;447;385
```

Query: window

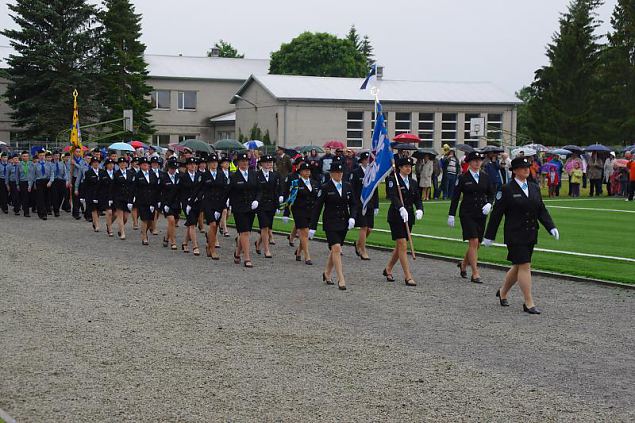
487;113;503;141
464;113;481;147
441;113;457;146
394;112;411;135
346;111;364;148
177;91;197;111
217;130;234;140
151;90;170;110
418;113;434;148
178;135;197;143
152;134;170;146
370;110;388;138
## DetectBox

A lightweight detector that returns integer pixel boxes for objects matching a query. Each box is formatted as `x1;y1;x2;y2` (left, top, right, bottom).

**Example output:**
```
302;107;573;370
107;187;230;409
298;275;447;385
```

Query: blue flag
361;101;393;214
360;64;377;90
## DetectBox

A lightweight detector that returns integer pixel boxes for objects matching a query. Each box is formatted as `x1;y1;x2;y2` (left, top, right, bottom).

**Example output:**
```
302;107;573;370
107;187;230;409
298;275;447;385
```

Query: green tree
99;0;154;141
598;0;635;145
346;25;361;50
527;0;603;146
208;40;244;58
269;32;367;78
515;86;534;143
360;35;375;67
263;129;272;145
249;123;262;141
2;0;101;140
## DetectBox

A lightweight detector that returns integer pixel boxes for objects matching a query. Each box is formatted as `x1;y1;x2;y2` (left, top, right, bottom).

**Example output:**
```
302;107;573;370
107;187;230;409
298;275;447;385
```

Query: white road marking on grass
274;217;635;263
546;205;635;213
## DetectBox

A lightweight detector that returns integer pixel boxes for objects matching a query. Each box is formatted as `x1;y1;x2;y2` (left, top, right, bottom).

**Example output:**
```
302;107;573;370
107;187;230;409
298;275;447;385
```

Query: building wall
0;76;20;142
148;78;242;144
234;82;282;144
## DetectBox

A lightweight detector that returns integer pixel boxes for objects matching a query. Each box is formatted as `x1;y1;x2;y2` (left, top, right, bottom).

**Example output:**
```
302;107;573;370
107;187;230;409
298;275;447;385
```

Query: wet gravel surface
0;213;633;422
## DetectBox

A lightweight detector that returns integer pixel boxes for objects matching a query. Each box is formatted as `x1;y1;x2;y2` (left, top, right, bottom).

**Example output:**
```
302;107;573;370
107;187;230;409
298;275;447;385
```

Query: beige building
231;74;520;151
0;46;19;142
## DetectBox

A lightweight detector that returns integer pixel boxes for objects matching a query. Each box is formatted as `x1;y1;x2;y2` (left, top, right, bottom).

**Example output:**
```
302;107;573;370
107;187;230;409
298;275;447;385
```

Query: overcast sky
0;0;618;94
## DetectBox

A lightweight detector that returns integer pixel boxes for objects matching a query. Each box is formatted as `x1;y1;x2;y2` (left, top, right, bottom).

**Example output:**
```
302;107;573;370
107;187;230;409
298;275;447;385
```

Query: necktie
305;179;311;190
521;182;528;190
122;171;126;179
40;161;46;177
55;162;59;178
336;182;341;190
264;172;269;182
403;177;409;190
170;174;175;184
243;171;248;180
211;171;216;179
473;172;479;182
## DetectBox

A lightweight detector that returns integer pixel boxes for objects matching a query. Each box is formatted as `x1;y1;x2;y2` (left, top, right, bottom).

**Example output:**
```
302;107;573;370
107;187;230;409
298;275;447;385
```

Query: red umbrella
168;143;187;153
614;159;628;168
128;140;146;149
393;133;421;143
63;145;88;152
323;140;345;149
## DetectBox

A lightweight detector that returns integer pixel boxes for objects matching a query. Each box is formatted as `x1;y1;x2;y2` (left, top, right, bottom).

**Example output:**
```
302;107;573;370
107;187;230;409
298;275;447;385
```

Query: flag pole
371;87;416;260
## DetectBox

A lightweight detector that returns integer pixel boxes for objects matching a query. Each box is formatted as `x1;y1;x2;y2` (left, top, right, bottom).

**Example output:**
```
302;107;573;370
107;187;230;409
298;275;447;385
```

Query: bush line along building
0;48;520;150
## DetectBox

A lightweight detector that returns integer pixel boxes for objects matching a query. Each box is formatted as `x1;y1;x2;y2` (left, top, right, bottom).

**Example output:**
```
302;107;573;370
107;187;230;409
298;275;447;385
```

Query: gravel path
0;213;633;422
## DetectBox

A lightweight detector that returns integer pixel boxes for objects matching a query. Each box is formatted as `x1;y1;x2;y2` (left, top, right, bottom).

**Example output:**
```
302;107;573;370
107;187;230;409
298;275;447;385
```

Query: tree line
518;0;635;147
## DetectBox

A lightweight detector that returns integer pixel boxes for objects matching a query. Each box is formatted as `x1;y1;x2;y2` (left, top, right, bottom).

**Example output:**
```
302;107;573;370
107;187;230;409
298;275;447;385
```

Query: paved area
0;213;633;422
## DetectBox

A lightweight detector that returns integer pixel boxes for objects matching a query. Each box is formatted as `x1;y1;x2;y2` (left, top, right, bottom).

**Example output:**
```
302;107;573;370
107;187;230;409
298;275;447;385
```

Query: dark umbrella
479;145;505;154
213;139;245;151
454;143;475;153
562;145;584;153
179;139;215;154
298;145;324;154
283;147;298;157
584;143;611;153
391;142;418;151
412;149;438;160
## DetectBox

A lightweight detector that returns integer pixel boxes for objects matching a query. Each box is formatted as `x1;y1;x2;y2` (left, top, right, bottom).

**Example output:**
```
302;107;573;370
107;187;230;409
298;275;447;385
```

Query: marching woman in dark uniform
311;161;358;290
383;157;424;286
254;154;280;258
229;152;261;268
483;157;559;314
130;157;140;230
78;157;103;232
197;154;228;260
160;158;181;250
283;156;304;247
100;158;117;237
135;157;159;245
350;152;379;260
283;162;318;265
149;156;163;236
447;151;495;283
114;157;135;240
180;157;203;255
218;155;232;238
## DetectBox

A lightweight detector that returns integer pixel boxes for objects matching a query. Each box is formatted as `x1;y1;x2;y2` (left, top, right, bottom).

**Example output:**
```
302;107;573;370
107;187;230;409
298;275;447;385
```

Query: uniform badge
496;191;502;200
317;189;322;197
388;180;394;188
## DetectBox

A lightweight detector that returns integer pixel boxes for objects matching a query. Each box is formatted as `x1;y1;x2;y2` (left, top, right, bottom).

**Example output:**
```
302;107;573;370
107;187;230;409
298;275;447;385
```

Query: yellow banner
70;89;83;150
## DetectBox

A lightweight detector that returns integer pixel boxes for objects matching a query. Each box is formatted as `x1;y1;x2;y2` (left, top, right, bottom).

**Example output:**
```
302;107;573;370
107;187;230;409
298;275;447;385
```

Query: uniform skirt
291;207;311;229
203;207;223;225
257;209;276;229
355;208;375;228
325;229;347;248
137;204;154;222
234;211;256;233
389;219;413;241
114;200;130;212
506;243;535;265
163;205;181;219
184;206;200;226
460;214;486;241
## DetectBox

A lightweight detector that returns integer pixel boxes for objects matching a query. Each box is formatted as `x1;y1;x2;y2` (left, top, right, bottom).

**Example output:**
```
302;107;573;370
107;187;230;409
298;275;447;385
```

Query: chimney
210;47;220;57
376;66;384;80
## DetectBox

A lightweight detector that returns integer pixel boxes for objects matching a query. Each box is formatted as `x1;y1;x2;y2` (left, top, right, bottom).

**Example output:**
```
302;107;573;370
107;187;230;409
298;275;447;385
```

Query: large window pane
151;90;170;109
178;91;197;110
347;111;364;149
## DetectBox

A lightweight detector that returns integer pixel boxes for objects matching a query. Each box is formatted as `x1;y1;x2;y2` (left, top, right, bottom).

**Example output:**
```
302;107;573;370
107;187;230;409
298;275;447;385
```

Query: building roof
209;111;236;123
232;74;520;105
145;54;269;81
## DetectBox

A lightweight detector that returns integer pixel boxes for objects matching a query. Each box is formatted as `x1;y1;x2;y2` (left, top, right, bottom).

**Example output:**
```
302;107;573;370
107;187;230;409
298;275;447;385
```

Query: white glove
278;196;284;203
374;208;379;216
108;200;113;207
251;200;259;210
275;209;281;215
415;209;423;220
399;207;409;223
447;215;455;228
164;205;170;214
80;198;86;207
308;229;316;239
226;199;230;208
482;238;493;247
132;197;136;203
482;203;492;216
149;206;155;213
550;228;560;240
92;199;98;204
348;218;355;230
282;216;289;224
186;205;191;215
214;211;221;220
158;202;161;208
127;203;133;211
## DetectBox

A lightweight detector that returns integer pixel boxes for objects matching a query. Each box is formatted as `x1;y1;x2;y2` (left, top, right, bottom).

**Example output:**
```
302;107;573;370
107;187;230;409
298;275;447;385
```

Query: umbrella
511;147;537;157
180;139;214;154
243;140;264;150
524;143;547;152
213;139;245;151
129;140;147;149
454;143;475;153
63;145;88;152
548;148;572;156
0;141;6;146
168;143;187;153
562;145;584;154
283;147;298;157
613;159;628;168
412;148;438;160
584;143;611;153
323;140;345;149
479;145;505;154
298;145;324;153
393;133;421;143
391;142;418;151
108;142;135;152
540;162;559;172
622;145;635;152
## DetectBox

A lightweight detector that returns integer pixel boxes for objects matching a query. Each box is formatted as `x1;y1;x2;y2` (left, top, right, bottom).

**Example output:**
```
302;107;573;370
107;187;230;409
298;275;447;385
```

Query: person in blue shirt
29;149;54;220
0;152;9;214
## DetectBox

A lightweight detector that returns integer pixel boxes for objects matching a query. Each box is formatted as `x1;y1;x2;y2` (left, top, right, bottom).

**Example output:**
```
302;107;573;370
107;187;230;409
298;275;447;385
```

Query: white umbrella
0;141;7;146
243;140;264;149
108;142;136;152
512;147;537;158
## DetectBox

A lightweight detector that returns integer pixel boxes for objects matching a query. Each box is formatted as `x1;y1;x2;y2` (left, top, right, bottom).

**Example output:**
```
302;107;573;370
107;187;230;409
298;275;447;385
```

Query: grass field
257;184;635;285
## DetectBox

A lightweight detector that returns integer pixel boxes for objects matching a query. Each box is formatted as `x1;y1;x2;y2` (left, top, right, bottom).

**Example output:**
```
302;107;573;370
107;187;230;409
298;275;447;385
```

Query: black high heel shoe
523;304;541;314
496;289;509;307
322;273;334;285
457;262;467;278
470;276;483;284
382;268;395;282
